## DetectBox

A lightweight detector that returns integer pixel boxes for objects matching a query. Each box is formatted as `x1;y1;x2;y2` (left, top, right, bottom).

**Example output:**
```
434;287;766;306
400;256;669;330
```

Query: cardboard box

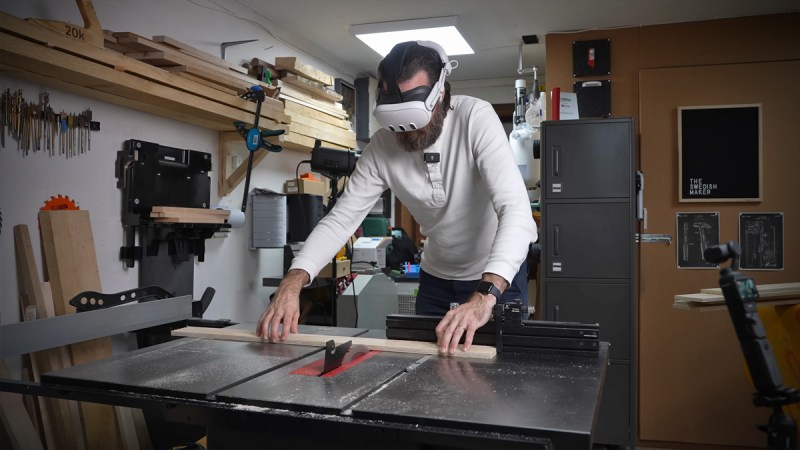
284;178;328;196
318;259;351;278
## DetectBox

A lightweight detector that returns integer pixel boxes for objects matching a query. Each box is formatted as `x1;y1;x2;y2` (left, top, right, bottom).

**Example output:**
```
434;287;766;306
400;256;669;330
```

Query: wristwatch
476;281;502;300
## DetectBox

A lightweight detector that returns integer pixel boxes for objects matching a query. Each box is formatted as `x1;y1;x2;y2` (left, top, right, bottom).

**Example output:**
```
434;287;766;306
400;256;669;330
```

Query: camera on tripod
704;241;799;449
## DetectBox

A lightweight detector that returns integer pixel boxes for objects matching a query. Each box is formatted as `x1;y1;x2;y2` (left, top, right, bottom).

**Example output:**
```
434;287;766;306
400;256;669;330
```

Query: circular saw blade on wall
40;194;80;211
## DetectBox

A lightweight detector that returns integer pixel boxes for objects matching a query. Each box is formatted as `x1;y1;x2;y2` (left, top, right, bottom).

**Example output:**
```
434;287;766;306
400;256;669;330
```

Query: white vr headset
373;40;458;132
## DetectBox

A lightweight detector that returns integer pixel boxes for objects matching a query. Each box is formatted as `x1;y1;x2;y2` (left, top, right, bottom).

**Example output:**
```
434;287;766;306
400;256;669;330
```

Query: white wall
0;0;354;332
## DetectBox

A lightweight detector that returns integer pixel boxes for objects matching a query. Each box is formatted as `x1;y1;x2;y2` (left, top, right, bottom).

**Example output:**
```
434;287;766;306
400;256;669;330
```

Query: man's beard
395;102;446;153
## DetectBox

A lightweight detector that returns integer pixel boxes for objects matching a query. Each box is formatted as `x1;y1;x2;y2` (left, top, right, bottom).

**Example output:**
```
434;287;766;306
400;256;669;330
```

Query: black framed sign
678;104;762;202
739;212;783;270
572;39;610;77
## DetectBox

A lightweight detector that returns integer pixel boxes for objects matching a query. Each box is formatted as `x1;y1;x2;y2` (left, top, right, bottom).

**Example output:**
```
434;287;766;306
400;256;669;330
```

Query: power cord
351;270;358;327
294;159;311;240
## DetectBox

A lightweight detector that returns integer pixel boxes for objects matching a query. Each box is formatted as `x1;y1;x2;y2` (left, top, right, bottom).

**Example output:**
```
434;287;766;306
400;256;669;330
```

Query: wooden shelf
673;282;800;311
0;12;290;131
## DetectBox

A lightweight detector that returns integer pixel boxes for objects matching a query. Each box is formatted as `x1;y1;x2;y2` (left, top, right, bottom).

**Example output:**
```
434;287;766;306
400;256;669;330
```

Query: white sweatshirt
290;95;537;284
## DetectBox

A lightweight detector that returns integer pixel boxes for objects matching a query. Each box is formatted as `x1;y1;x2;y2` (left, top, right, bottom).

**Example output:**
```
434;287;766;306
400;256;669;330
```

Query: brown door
638;60;800;446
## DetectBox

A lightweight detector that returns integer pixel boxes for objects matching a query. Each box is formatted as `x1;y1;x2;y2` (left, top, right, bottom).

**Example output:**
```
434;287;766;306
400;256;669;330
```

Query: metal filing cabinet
540;118;637;448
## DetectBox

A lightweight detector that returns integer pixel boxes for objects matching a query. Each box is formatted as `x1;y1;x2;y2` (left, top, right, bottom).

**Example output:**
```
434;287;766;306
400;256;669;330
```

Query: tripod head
703;240;741;270
704;241;798;449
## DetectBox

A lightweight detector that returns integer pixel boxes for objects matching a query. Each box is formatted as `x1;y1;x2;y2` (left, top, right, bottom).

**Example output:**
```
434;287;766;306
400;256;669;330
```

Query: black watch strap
476;280;502;300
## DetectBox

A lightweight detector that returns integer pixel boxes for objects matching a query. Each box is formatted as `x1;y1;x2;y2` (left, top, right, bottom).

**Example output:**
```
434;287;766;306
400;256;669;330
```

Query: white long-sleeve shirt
290;95;537;285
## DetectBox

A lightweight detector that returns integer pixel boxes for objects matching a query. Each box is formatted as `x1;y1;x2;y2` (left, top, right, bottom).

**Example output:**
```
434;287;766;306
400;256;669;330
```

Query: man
257;41;537;355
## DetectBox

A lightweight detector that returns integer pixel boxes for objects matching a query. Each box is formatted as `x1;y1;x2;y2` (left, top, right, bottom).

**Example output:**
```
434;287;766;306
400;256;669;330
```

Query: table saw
2;314;608;450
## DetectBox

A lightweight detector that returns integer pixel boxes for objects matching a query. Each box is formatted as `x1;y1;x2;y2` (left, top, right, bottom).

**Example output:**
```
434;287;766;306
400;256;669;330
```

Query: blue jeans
414;262;528;316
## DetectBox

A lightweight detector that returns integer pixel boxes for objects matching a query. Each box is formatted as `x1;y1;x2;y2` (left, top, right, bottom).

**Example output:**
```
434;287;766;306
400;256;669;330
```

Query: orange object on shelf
299;172;320;182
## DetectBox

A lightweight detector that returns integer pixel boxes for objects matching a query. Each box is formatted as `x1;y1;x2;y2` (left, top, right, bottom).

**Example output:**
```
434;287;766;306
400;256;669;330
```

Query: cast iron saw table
10;322;609;449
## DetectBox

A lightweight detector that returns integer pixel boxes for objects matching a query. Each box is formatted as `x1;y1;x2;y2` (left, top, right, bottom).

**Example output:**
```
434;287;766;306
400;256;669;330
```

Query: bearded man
257;41;537;355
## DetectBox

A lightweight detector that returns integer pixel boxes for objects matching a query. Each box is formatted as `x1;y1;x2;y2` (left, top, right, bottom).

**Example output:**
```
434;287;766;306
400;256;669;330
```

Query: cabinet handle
553;305;560;322
553;146;560;176
553;225;560;256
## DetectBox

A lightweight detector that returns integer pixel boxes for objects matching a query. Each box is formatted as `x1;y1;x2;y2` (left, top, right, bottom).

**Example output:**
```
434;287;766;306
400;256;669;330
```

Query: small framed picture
676;212;720;269
739;212;783;270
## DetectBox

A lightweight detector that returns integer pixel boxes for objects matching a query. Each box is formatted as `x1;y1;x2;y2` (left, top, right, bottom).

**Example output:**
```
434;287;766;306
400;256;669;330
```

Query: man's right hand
256;269;310;342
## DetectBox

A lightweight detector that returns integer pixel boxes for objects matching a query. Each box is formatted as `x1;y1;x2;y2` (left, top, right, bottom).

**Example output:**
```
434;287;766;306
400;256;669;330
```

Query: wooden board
152;217;227;224
42;282;87;450
674;282;800;309
701;282;800;297
172;326;498;359
283;99;351;129
217;132;274;197
287;120;356;149
277;82;343;110
284;114;355;145
278;75;342;102
673;297;800;312
172;70;238;96
0;361;45;450
281;95;347;120
38;210;125;450
150;206;229;224
165;65;249;95
25;0;103;48
152;34;248;74
115;32;250;78
151;206;229;215
13;225;81;450
275;56;334;86
124;51;181;67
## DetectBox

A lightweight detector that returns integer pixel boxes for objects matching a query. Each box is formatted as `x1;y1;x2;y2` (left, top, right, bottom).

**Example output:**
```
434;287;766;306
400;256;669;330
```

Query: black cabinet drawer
545;282;631;360
543;202;632;279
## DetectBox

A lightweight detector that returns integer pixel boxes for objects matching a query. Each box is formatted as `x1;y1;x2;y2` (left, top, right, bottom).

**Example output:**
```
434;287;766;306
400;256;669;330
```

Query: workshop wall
545;13;800;448
0;1;354;338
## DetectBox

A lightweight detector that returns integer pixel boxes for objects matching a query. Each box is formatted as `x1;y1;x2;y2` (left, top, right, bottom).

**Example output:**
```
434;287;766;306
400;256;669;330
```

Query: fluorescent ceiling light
350;16;474;57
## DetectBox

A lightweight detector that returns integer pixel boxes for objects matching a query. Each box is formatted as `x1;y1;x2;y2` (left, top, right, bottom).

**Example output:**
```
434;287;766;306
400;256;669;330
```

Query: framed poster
572;39;610;77
678;104;761;202
676;212;720;269
739;212;783;270
573;80;611;118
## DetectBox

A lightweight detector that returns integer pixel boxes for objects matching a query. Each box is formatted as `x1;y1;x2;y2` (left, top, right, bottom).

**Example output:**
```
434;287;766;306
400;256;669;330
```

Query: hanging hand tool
232;85;284;214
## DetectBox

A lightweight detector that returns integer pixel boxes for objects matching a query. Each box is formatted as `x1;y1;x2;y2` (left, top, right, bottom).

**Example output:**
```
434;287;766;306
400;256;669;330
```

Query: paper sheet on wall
559;92;580;120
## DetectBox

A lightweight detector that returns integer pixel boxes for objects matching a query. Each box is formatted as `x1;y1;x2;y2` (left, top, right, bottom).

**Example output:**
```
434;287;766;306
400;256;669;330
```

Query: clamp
233;86;285;213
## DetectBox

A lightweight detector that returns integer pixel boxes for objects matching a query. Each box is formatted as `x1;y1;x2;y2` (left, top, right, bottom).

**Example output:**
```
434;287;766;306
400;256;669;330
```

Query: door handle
553;225;560;256
553;146;560;177
553;304;560;322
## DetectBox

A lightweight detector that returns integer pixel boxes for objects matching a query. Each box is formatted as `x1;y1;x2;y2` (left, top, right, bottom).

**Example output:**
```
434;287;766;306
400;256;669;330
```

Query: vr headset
374;40;458;132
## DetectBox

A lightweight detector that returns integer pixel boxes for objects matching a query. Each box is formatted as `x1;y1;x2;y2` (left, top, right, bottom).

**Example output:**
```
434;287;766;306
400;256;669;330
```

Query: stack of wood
104;32;271;98
149;206;230;224
259;56;357;152
0;9;290;134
